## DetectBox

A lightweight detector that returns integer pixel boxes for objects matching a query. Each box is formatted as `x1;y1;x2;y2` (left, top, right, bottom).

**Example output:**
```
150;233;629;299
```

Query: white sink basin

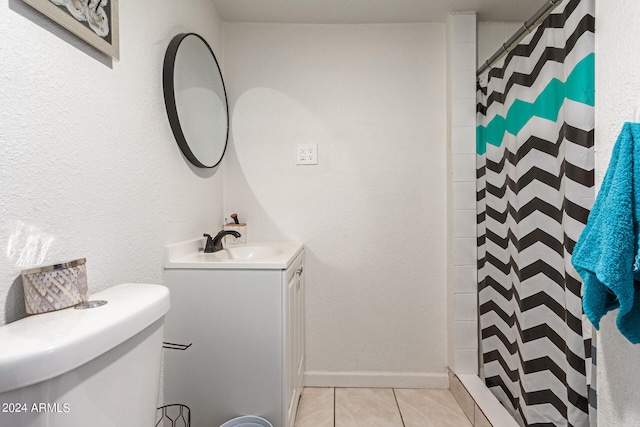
199;245;283;261
164;239;303;270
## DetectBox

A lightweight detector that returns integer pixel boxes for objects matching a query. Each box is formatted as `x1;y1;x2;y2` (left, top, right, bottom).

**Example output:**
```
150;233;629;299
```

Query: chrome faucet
203;231;241;253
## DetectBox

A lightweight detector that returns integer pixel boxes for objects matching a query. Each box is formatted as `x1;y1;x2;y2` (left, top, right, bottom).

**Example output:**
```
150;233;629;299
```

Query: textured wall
594;1;640;425
477;22;523;71
223;23;448;387
0;0;225;325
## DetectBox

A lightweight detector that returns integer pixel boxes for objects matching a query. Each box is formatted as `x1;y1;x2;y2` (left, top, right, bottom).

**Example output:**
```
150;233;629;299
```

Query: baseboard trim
304;371;449;389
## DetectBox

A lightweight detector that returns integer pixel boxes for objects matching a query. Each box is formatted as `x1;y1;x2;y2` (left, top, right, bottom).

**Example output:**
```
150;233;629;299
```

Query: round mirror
163;33;228;168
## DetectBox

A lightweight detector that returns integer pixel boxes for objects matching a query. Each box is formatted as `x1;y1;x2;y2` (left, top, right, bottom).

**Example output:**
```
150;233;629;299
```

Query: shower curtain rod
476;0;564;77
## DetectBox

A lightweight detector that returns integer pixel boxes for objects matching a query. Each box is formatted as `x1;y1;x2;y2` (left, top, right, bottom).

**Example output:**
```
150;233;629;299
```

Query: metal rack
156;404;191;427
163;341;192;351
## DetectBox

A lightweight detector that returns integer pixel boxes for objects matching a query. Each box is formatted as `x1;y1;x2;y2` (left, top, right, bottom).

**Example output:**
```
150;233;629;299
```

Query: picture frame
22;0;119;60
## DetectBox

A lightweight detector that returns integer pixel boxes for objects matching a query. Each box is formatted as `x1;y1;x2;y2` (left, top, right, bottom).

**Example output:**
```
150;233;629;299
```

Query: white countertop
164;237;304;270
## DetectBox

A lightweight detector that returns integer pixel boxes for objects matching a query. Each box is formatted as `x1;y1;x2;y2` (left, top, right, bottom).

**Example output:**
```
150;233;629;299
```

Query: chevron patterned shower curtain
476;0;595;426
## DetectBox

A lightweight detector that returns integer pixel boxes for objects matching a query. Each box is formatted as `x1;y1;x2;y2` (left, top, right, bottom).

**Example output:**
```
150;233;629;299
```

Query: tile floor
294;387;472;427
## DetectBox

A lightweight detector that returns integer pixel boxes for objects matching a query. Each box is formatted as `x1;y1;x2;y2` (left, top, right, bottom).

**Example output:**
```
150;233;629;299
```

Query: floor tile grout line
333;387;336;427
392;388;406;427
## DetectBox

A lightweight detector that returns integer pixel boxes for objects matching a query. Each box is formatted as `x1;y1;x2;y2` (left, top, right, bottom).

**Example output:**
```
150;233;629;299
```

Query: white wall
223;23;449;387
0;0;225;325
594;1;640;425
477;22;524;70
448;13;480;375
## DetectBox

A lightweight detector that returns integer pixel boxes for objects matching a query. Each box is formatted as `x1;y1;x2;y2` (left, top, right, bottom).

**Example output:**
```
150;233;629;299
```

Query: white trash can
219;416;273;427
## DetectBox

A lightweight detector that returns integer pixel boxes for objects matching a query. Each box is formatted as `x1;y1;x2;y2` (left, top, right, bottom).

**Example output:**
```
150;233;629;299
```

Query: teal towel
572;122;640;343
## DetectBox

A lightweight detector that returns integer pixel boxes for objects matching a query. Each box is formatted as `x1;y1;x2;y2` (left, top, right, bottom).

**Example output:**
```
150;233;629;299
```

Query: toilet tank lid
0;283;170;394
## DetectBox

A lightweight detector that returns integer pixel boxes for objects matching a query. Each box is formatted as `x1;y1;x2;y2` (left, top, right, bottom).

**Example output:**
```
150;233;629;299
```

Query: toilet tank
0;283;170;427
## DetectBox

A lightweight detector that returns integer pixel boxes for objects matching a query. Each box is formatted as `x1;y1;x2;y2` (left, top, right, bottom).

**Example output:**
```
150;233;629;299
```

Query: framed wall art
22;0;119;59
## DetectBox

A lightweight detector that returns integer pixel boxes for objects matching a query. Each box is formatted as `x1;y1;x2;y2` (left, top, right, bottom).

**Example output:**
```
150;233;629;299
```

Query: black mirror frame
163;33;229;169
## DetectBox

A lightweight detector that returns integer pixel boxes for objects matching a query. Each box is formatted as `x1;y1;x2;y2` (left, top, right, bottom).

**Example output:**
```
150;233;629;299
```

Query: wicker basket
21;258;89;314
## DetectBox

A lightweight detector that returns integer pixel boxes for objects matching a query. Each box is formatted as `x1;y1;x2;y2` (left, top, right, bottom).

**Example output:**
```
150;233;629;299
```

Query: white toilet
0;283;170;427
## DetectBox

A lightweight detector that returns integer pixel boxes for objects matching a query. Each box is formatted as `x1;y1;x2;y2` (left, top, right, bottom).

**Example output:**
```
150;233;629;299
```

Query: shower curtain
476;0;595;426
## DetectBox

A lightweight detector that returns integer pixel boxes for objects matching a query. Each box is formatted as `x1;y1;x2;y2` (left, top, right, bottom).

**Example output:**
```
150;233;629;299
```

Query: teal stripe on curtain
476;53;594;155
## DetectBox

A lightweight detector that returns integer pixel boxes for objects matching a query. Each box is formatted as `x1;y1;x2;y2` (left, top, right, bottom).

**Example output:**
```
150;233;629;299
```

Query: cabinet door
285;271;297;426
285;255;305;427
295;263;305;391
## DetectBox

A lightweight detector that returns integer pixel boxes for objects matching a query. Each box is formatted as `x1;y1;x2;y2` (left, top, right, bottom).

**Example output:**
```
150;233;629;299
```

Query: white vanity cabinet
162;241;304;427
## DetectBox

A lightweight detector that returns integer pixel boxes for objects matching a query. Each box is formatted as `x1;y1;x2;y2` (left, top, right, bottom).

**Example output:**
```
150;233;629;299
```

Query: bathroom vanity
163;239;305;427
